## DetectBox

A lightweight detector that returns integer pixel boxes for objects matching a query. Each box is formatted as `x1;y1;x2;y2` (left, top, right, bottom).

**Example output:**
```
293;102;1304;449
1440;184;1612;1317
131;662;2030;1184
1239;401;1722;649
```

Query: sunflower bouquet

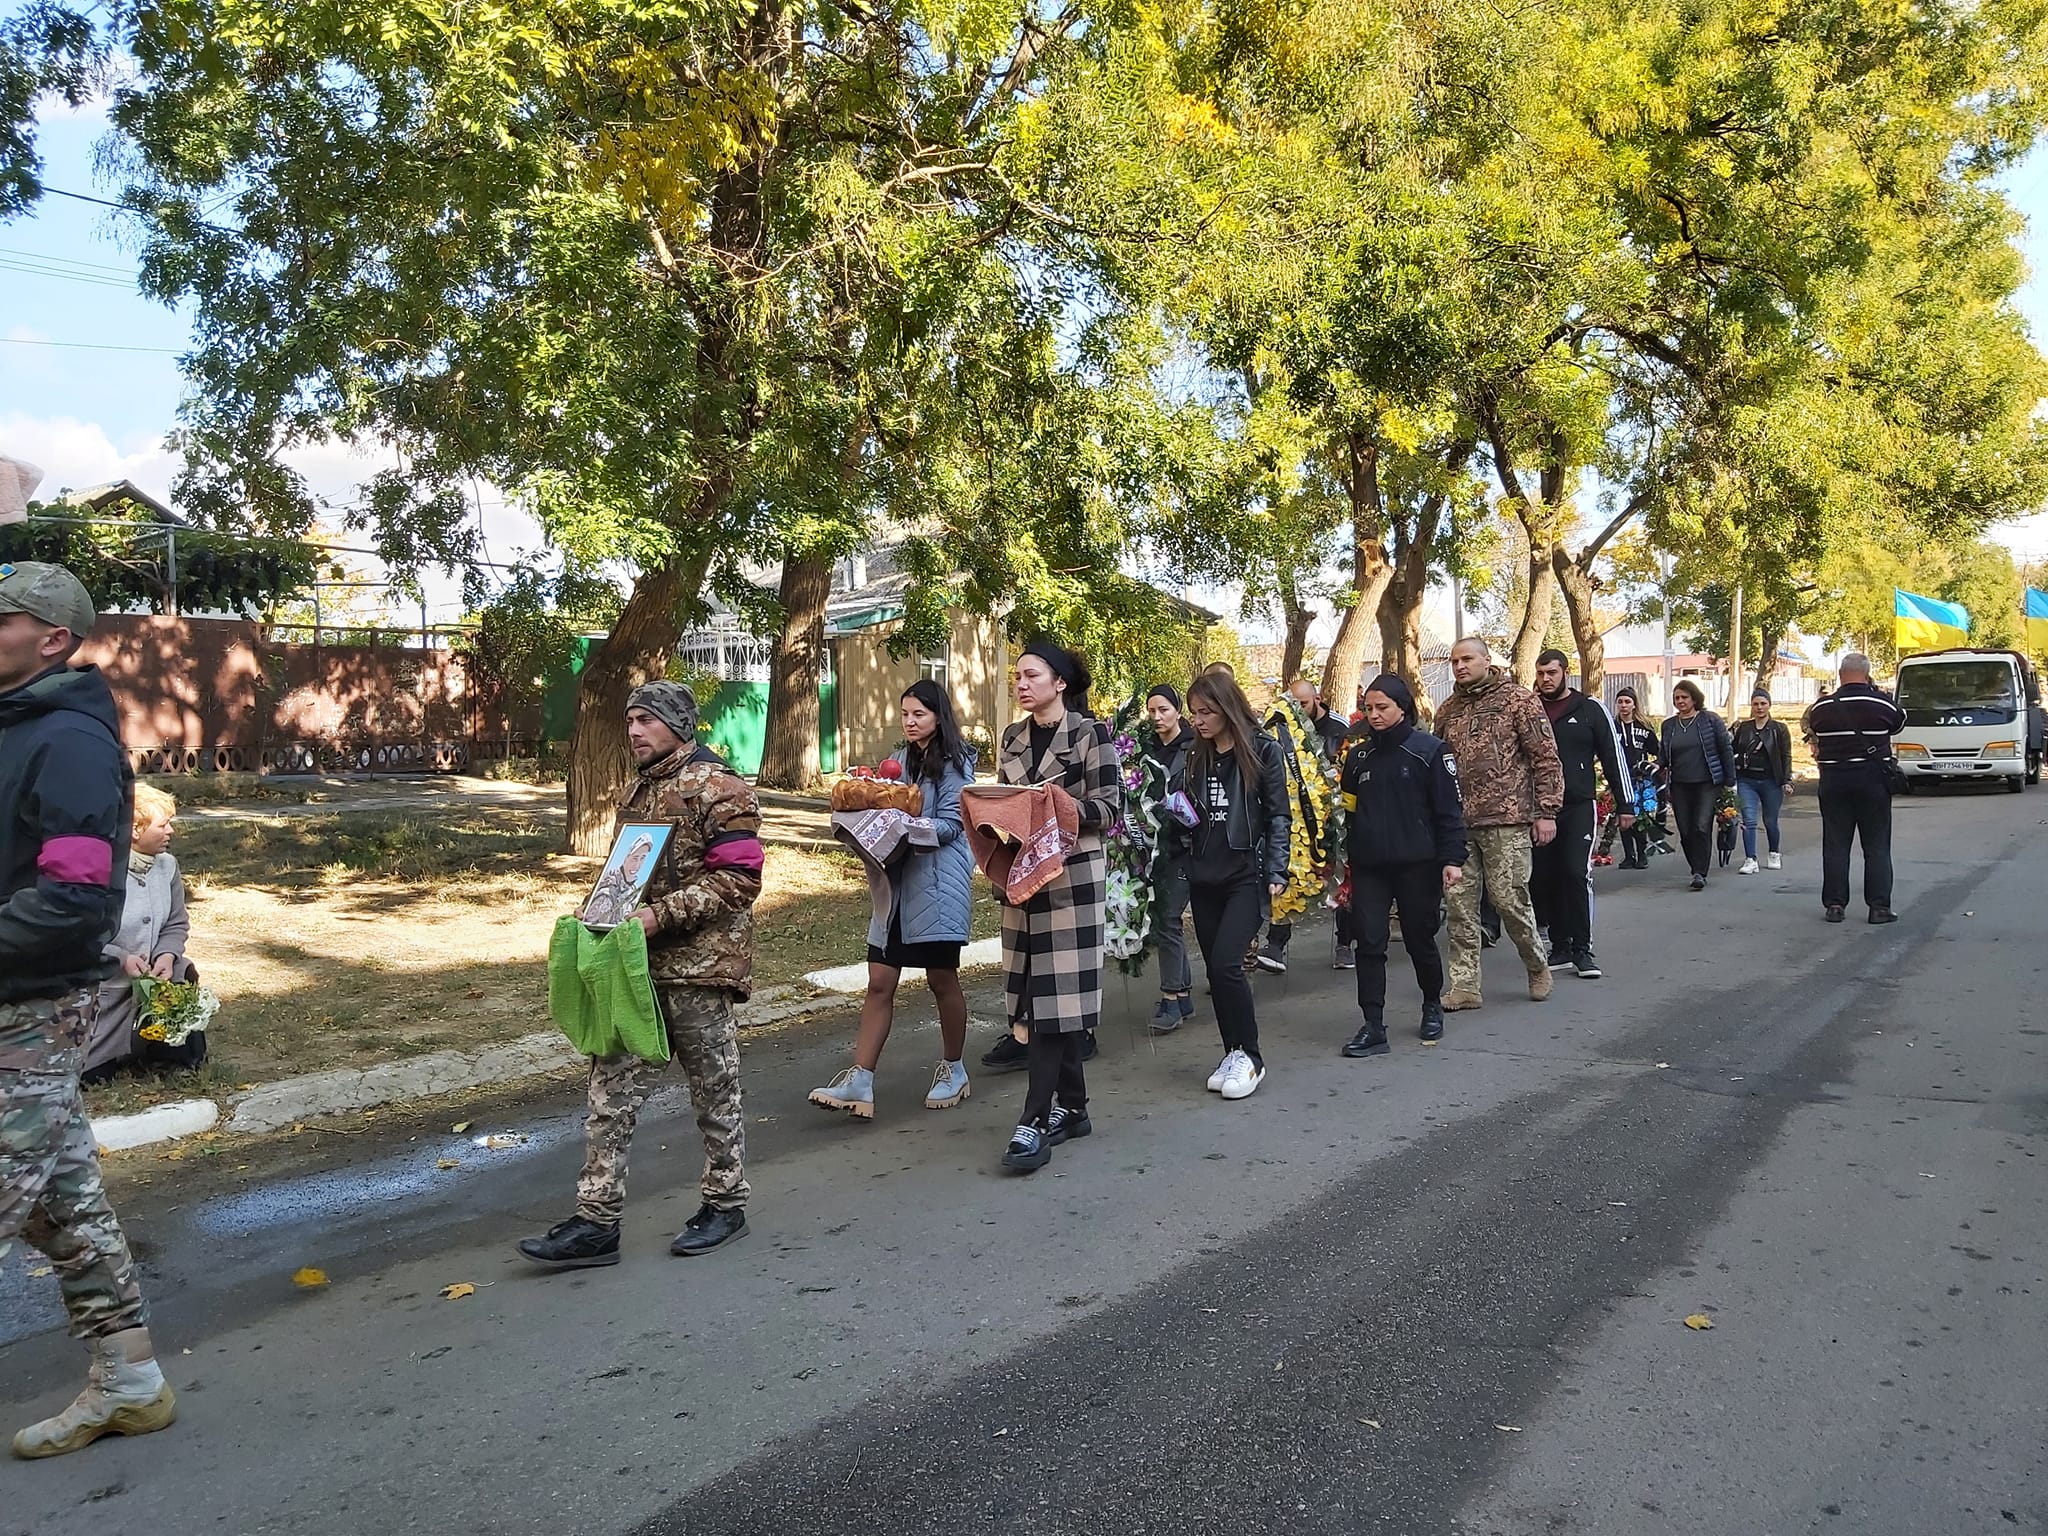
133;976;220;1047
1267;695;1339;925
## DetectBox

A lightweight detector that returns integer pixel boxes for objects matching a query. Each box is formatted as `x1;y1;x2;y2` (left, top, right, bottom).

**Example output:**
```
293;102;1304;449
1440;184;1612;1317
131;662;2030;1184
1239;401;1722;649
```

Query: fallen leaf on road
435;1158;461;1171
474;1133;528;1149
1494;1424;1523;1433
1359;1418;1381;1430
1608;1201;1628;1207
292;1267;330;1289
1918;1172;1937;1179
1656;1062;1671;1069
451;1121;472;1134
1684;1313;1714;1330
464;987;485;999
28;1265;51;1278
439;1283;476;1301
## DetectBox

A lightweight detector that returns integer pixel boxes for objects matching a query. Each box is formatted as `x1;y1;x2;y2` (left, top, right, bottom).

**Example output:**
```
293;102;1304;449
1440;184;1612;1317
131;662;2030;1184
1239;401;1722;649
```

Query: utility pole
1659;549;1674;714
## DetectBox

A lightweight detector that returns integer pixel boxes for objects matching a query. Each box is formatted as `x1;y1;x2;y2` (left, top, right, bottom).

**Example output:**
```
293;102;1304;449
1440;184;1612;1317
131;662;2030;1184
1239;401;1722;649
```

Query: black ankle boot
1418;1001;1445;1042
517;1216;621;1270
671;1203;748;1256
1343;1016;1390;1057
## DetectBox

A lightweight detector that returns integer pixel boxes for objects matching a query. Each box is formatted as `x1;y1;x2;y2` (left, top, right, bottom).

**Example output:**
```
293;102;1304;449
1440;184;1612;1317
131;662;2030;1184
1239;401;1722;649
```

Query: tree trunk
1510;534;1557;685
1753;626;1783;700
564;548;713;855
1554;545;1605;696
1322;431;1394;715
1279;581;1314;688
758;550;835;789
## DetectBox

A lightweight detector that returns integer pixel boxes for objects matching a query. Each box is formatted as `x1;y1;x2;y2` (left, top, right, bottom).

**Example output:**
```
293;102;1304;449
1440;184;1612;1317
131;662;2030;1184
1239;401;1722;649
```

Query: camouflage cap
0;561;95;639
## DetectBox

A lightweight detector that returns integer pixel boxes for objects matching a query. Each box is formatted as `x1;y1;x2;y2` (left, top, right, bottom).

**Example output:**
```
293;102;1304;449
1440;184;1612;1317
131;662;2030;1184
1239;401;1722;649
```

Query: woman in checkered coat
993;641;1120;1173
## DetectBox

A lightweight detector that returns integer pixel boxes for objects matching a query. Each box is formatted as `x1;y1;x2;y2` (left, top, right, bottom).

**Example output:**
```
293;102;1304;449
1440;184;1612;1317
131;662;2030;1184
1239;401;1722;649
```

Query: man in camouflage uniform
0;561;177;1458
1432;637;1565;1012
519;680;764;1267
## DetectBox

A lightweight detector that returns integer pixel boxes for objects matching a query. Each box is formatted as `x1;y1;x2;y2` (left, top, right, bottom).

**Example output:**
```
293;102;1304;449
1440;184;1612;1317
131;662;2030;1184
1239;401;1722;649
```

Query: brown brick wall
75;615;540;773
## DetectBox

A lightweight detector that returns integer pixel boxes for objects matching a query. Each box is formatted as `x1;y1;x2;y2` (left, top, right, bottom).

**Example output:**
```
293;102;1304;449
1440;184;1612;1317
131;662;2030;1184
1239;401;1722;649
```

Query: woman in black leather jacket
1172;670;1290;1101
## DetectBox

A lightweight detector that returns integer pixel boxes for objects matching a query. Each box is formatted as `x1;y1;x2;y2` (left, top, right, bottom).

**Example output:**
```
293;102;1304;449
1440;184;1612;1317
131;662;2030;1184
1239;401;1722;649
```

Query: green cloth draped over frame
547;916;670;1063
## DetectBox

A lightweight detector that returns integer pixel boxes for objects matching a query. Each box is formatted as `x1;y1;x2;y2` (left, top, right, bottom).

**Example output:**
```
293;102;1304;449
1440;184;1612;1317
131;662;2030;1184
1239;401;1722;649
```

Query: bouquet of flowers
1103;696;1170;974
133;976;220;1047
1267;694;1340;925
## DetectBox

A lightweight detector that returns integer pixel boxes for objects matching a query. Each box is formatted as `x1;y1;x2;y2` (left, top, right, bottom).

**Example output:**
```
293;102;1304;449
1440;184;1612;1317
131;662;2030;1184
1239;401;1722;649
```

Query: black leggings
1190;879;1266;1068
1021;1030;1087;1127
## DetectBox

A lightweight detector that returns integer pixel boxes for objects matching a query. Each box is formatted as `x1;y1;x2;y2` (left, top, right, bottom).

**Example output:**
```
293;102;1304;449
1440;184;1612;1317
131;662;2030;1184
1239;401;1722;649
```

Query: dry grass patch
83;809;996;1115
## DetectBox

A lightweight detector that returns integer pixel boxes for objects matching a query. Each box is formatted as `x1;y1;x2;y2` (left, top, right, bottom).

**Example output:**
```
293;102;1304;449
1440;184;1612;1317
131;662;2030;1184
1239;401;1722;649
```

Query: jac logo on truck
1937;713;1977;725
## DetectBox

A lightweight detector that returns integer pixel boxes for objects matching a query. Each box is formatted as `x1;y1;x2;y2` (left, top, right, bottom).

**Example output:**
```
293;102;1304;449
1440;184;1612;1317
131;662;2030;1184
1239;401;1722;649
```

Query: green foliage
457;565;622;712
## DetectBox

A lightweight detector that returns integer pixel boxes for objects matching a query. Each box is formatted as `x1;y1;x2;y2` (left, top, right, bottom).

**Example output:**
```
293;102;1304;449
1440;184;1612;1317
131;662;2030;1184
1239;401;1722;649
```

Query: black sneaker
1254;939;1287;974
517;1216;621;1270
1079;1030;1098;1063
1689;874;1706;891
1825;904;1846;923
1002;1124;1050;1173
1045;1105;1092;1146
1480;916;1501;948
1418;1002;1445;1042
1342;1019;1390;1058
1868;906;1897;925
1547;945;1573;972
671;1203;747;1256
980;1032;1030;1073
1572;948;1602;979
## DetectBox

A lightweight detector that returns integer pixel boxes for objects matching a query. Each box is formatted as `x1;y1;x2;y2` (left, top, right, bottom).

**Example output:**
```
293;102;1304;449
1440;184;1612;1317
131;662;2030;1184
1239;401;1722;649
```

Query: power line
41;186;133;213
0;257;135;289
0;337;182;353
0;244;133;276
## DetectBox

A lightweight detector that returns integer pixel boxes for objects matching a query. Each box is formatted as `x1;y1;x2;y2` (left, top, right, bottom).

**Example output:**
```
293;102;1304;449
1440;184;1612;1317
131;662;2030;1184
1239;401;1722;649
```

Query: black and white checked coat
997;711;1120;1034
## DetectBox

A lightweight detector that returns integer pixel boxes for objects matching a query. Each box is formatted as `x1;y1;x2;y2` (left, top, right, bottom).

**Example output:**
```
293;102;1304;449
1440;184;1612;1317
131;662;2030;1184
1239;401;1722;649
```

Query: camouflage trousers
575;984;749;1225
0;990;149;1340
1443;825;1547;995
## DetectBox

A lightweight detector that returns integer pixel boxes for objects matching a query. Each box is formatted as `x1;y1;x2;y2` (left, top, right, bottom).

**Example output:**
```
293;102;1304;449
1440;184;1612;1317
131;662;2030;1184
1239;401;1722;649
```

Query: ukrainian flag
1894;589;1970;653
2025;587;2048;656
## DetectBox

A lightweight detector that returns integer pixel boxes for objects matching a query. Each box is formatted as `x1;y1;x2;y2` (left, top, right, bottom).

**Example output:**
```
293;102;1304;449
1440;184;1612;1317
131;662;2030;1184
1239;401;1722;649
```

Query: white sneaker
1766;852;1781;870
1207;1050;1244;1093
1739;858;1759;875
1220;1055;1266;1100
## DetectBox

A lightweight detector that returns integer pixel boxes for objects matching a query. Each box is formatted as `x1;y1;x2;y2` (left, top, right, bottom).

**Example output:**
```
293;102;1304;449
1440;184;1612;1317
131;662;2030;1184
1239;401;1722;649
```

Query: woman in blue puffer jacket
809;679;977;1120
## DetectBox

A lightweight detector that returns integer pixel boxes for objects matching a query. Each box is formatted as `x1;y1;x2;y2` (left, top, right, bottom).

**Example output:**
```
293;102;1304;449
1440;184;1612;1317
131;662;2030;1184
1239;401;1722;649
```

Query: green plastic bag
547;915;670;1064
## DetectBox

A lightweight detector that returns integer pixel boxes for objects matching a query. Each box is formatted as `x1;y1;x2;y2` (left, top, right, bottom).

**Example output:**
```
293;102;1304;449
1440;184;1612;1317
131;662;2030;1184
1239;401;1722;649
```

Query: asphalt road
3;787;2043;1534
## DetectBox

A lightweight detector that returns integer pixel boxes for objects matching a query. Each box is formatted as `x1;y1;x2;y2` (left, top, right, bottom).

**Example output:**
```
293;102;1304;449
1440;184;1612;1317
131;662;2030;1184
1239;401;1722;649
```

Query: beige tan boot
1441;989;1483;1012
1527;966;1553;1002
13;1328;176;1459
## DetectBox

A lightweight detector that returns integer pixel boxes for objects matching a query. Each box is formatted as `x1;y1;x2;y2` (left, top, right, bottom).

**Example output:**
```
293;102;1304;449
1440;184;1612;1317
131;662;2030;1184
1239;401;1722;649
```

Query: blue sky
6;100;2048;640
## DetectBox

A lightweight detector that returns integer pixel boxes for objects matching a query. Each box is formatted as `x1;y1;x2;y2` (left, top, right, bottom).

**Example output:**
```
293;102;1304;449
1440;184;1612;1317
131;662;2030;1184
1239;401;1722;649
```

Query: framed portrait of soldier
581;823;672;931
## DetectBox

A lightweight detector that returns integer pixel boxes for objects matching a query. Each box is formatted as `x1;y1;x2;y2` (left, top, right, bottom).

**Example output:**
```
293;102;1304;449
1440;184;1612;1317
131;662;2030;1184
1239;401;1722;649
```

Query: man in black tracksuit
1804;653;1906;923
1531;650;1632;979
1338;673;1466;1054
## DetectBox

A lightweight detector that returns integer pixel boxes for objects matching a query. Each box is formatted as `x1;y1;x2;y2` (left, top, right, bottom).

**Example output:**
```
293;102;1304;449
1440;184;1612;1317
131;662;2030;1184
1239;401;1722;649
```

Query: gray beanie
627;680;700;741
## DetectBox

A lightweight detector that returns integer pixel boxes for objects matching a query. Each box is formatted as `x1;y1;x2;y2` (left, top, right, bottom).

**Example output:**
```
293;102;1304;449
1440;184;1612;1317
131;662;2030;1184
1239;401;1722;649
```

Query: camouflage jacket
614;744;764;997
1431;667;1565;829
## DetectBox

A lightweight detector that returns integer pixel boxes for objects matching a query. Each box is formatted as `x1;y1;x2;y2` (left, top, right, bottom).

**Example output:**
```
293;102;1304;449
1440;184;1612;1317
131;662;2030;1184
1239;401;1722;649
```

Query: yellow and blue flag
2025;587;2048;656
1894;589;1970;653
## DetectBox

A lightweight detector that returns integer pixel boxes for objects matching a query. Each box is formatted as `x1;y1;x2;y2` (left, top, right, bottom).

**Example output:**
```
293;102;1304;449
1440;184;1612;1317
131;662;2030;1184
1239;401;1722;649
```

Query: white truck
1892;648;2045;794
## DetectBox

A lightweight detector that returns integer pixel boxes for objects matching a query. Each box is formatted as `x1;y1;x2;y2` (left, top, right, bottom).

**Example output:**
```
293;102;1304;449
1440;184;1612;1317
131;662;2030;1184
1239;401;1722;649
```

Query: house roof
59;480;184;525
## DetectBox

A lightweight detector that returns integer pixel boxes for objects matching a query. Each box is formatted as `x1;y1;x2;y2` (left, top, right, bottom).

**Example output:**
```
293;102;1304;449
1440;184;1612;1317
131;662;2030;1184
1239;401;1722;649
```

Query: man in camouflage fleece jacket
519;680;766;1270
1430;639;1565;1010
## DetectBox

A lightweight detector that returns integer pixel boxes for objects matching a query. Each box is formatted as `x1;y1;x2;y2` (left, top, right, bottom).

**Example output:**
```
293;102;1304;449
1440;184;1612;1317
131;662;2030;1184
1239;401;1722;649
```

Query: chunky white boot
13;1328;176;1459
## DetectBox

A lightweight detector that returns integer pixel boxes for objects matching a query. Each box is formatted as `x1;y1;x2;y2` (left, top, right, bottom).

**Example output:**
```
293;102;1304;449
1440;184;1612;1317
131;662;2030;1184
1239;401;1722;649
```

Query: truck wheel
2007;773;2025;794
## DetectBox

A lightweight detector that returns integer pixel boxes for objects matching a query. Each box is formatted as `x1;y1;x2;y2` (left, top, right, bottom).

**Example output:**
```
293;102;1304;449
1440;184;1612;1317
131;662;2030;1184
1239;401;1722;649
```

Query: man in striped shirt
1805;654;1906;924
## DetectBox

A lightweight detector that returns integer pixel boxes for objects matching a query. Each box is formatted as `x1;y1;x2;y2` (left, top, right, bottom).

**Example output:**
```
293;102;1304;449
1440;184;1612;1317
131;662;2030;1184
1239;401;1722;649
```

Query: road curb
92;981;858;1153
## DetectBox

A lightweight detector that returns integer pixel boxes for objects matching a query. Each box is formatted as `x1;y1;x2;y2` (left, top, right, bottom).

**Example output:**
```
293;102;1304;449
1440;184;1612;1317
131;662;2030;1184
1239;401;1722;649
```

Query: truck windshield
1897;661;2016;720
